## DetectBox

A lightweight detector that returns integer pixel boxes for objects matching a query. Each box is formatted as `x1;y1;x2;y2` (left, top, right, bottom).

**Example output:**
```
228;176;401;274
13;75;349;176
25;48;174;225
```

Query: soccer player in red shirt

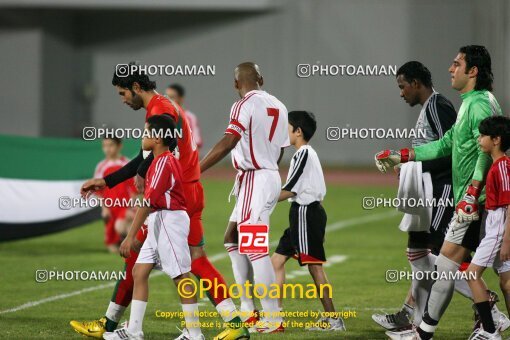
104;115;204;340
465;116;510;340
165;84;203;151
71;63;248;340
94;137;136;253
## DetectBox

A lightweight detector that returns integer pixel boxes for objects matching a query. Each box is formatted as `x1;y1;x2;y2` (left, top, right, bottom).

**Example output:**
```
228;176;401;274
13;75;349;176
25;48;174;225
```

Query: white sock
127;300;147;334
105;301;126;323
225;243;255;313
454;278;474;300
249;255;282;324
424;254;459;322
408;249;435;326
182;303;201;338
216;298;238;322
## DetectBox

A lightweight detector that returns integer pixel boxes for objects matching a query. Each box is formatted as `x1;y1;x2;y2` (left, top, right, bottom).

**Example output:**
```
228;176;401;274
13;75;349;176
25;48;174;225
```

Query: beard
129;91;144;110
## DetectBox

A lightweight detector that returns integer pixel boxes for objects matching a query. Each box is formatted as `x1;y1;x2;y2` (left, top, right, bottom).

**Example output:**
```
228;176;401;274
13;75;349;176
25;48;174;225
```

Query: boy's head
288;110;317;145
478;116;510;154
102;137;122;159
142;115;177;152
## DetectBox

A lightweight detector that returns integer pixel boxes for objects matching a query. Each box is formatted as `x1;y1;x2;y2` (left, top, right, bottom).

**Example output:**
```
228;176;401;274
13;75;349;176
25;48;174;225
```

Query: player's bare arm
278;190;295;202
119;206;151;258
80;178;106;197
277;148;285;165
501;205;510;262
134;175;145;194
200;133;240;173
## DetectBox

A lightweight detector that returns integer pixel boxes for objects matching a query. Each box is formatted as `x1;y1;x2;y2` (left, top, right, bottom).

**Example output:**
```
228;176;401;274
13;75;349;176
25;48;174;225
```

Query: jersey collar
460;89;477;100
154;150;172;159
244;89;263;97
492;155;510;166
146;94;162;114
422;89;438;108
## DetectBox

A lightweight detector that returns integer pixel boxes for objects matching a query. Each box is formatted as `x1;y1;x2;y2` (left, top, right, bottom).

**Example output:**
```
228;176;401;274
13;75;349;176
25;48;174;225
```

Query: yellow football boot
69;317;106;338
213;325;250;340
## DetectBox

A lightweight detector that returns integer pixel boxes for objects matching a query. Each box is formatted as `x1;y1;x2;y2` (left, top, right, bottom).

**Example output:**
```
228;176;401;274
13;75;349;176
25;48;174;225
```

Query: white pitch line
0;282;116;314
0;210;399;314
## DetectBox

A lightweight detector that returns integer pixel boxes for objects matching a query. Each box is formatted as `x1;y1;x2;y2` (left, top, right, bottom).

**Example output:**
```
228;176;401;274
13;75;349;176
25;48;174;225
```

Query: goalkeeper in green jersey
376;46;504;340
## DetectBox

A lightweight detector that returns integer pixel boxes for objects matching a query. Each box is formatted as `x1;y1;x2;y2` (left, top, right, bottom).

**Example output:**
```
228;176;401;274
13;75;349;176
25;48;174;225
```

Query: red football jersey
94;156;136;201
144;150;187;211
485;156;510;210
145;94;200;183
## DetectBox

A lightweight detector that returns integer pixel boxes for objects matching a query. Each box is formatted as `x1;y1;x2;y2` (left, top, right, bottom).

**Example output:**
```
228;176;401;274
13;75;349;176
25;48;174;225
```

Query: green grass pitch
0;179;504;339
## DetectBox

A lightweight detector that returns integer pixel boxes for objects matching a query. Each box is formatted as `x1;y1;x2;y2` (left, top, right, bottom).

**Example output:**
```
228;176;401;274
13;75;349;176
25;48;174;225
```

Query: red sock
191;256;229;306
111;249;137;307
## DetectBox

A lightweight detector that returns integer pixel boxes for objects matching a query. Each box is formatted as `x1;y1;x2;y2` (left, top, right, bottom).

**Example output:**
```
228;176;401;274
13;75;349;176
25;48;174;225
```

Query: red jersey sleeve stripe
231;99;243;121
233;93;256;121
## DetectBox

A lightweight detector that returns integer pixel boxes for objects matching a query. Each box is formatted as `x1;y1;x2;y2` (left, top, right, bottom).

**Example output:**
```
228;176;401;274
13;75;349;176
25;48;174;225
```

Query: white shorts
229;169;280;226
472;207;510;274
136;209;191;279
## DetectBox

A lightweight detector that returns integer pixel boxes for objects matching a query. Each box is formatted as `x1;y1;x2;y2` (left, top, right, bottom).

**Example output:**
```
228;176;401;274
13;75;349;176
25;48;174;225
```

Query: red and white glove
456;185;480;223
374;148;410;173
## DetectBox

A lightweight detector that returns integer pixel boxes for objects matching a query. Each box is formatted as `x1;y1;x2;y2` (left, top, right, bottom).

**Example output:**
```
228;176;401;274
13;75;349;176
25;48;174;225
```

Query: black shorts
275;201;327;266
408;183;455;255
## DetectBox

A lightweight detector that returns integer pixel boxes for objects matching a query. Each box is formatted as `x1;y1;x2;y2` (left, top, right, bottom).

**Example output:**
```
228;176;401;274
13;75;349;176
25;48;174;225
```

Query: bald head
235;62;263;86
234;62;263;97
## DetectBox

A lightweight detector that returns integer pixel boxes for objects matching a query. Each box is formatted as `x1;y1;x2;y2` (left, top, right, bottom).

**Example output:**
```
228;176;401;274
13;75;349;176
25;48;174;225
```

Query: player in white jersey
201;62;289;334
272;111;346;332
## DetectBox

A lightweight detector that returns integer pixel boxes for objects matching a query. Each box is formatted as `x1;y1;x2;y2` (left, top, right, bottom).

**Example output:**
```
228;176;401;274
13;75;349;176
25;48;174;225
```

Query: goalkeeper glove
374;148;410;173
456;185;480;222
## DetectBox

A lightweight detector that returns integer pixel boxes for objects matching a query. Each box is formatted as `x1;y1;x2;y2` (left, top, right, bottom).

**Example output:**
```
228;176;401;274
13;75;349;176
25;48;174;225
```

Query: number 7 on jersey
267;108;279;142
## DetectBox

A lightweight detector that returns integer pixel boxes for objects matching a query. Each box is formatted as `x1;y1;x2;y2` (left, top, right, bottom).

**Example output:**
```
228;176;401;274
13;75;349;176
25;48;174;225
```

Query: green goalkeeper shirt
414;90;502;205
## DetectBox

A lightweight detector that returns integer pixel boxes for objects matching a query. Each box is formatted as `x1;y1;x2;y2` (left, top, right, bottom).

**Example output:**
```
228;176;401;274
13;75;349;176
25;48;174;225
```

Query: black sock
105;317;118;332
417;327;434;340
475;301;496;333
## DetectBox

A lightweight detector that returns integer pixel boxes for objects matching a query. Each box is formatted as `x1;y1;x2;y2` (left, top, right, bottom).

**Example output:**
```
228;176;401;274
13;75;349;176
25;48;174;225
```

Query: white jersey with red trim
225;90;289;171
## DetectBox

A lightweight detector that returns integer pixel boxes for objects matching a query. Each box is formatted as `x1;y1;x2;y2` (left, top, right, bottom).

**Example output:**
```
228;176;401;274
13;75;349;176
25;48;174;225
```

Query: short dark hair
479;116;510;152
168;83;185;98
112;61;156;91
288;111;317;141
104;137;122;145
146;114;177;149
459;45;493;91
396;61;433;88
